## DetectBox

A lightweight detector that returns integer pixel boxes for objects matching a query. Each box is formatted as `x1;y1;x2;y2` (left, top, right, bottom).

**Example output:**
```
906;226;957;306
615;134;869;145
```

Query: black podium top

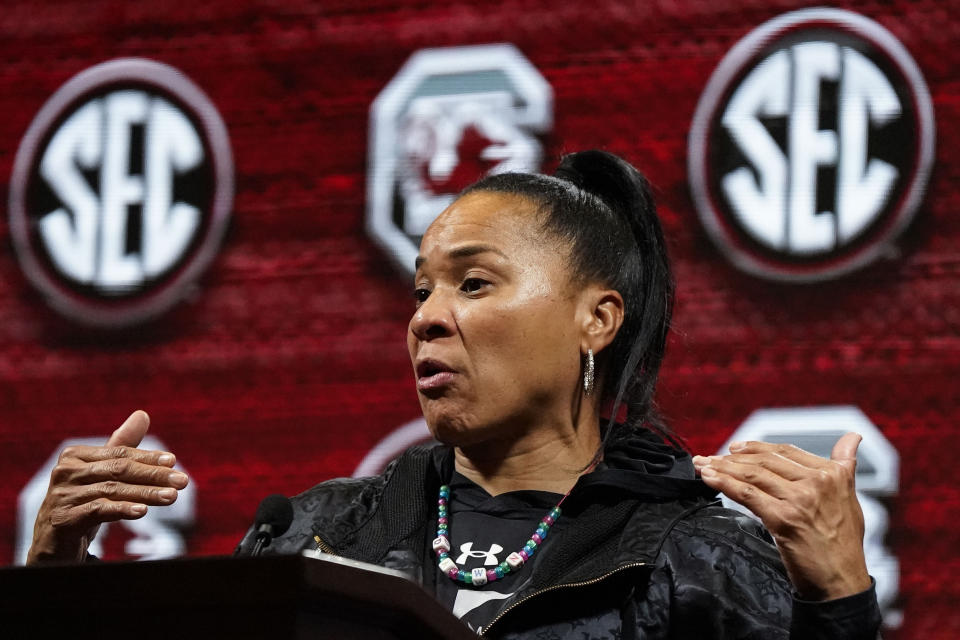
1;554;476;640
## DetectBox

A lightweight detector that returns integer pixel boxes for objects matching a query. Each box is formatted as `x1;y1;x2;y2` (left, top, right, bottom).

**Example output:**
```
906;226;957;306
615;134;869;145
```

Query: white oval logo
689;8;935;282
9;58;234;327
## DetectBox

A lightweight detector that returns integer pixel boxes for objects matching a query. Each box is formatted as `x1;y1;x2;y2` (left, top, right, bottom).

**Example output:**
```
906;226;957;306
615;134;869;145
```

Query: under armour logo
456;542;503;566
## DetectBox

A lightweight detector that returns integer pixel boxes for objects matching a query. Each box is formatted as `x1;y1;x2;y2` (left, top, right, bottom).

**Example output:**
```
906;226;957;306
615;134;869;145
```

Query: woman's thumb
830;432;862;471
105;410;150;448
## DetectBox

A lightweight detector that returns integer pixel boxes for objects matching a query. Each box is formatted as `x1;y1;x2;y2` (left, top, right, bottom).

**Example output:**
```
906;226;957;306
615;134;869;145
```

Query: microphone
250;494;294;557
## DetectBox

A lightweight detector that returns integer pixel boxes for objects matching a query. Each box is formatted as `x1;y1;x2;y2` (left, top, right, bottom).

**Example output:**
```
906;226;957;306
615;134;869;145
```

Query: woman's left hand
692;432;872;601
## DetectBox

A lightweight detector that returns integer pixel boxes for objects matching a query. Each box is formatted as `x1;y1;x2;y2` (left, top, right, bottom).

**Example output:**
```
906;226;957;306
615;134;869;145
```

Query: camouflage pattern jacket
238;438;881;639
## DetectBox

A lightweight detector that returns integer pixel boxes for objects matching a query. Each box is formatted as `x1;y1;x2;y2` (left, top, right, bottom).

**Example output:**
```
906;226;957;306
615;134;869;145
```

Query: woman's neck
453;420;602;496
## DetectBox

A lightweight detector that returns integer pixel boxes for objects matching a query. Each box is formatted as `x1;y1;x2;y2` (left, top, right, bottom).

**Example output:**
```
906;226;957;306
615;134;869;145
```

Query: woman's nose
410;293;455;341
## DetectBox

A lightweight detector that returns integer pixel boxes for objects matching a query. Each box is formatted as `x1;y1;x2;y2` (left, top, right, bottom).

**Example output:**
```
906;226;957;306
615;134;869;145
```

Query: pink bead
519;550;529;561
438;517;448;524
544;515;554;525
448;568;460;579
531;533;542;544
486;569;498;582
438;498;447;506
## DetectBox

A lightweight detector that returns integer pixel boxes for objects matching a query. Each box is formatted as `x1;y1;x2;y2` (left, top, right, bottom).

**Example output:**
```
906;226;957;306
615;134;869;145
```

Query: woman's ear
578;286;624;354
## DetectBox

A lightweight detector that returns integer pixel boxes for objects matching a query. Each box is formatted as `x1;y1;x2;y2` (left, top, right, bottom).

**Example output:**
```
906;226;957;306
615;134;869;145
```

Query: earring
583;348;595;396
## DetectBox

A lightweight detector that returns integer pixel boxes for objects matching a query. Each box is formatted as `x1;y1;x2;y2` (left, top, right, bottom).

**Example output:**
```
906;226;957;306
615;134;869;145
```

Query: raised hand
26;410;189;565
693;432;872;601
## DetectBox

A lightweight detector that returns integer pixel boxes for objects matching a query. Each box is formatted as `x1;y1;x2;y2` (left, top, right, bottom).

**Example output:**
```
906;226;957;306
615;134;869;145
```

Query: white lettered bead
432;536;451;553
506;552;524;569
471;567;488;585
439;557;457;573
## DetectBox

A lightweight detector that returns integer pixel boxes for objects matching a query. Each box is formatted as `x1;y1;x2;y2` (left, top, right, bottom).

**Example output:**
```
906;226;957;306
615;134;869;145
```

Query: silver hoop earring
583;348;595;396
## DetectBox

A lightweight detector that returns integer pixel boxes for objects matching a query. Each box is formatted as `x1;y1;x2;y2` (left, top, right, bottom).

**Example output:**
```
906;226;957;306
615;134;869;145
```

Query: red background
1;1;957;637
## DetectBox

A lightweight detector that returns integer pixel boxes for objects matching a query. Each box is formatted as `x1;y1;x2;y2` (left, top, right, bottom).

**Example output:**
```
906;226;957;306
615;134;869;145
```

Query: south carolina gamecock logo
689;8;935;282
367;44;553;275
8;58;233;327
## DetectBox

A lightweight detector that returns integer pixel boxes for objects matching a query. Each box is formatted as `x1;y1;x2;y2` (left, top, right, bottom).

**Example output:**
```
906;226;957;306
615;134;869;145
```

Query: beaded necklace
431;482;569;586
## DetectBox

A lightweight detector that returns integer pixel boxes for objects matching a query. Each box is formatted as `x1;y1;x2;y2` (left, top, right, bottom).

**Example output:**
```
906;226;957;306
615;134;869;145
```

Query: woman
28;151;880;638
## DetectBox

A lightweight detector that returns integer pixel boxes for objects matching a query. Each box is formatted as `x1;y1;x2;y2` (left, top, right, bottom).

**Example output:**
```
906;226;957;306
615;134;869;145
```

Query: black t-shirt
432;472;563;634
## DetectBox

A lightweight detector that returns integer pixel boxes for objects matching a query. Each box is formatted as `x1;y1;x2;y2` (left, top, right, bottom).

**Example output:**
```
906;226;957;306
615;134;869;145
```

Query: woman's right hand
26;410;189;565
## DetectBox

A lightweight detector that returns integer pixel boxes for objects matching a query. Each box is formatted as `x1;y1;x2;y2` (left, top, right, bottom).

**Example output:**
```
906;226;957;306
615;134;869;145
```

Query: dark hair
462;150;677;446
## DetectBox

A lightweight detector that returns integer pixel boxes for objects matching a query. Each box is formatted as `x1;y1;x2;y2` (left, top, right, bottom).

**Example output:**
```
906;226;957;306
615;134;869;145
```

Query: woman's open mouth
416;359;457;392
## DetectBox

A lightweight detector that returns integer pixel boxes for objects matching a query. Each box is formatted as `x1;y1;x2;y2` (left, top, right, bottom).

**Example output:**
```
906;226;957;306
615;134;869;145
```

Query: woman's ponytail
553;151;675;444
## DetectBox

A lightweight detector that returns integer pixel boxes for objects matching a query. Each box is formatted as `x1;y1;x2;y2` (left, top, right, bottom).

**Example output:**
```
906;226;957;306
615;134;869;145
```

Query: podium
0;553;476;639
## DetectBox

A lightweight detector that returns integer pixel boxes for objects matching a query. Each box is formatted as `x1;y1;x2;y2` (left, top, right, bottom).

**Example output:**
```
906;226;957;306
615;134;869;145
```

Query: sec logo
367;44;552;275
8;58;234;327
689;8;935;282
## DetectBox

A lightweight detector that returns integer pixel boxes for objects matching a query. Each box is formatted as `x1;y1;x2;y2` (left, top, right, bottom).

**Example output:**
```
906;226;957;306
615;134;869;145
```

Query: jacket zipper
479;561;647;637
313;535;338;556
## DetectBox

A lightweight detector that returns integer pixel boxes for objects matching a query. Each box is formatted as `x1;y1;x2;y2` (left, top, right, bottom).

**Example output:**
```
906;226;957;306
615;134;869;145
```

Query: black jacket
238;433;881;639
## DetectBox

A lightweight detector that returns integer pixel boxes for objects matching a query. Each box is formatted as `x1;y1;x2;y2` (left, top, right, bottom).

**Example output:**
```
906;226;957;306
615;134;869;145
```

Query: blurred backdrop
0;2;957;637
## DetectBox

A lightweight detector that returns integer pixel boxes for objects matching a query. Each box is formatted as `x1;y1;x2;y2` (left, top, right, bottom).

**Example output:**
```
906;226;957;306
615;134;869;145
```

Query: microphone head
254;494;294;538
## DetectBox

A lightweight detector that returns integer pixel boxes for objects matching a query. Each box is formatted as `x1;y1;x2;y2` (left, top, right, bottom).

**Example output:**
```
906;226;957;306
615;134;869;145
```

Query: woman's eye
461;278;488;294
413;288;431;305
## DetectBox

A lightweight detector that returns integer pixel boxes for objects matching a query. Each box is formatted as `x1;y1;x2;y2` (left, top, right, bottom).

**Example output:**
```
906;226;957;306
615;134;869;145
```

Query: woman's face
408;190;586;446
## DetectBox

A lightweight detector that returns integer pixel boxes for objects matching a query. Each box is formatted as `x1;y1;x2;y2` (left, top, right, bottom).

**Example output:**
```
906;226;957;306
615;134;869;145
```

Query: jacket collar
325;434;717;579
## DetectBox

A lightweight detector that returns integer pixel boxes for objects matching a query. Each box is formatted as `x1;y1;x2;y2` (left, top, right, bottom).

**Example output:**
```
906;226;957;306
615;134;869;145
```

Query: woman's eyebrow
415;244;508;271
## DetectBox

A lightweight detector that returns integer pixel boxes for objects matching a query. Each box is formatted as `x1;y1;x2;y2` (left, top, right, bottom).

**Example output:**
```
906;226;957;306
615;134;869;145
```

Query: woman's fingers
726;440;834;470
26;410;189;565
60;444;176;467
52;456;189;489
68;481;180;507
693;442;857;532
694;455;800;499
50;499;150;532
695;434;871;601
694;451;810;483
696;465;780;518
